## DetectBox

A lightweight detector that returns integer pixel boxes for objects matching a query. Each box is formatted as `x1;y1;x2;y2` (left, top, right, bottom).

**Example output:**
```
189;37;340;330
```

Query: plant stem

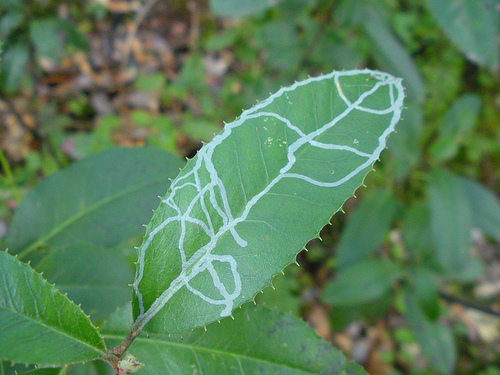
439;291;500;318
0;147;21;202
109;324;143;358
101;324;144;375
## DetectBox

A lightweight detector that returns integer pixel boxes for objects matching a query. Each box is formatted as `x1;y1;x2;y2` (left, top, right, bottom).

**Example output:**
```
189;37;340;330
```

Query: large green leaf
322;259;402;306
405;292;456;374
133;70;405;333
428;169;472;274
424;0;499;71
4;147;184;257
0;251;106;366
104;304;366;374
336;189;400;267
209;0;284;17
35;243;134;320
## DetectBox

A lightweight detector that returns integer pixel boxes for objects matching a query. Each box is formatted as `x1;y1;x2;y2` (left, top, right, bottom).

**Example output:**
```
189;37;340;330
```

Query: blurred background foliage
1;0;500;374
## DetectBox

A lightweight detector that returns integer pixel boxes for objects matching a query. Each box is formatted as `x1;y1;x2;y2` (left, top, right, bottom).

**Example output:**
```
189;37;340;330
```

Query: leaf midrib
19;176;168;259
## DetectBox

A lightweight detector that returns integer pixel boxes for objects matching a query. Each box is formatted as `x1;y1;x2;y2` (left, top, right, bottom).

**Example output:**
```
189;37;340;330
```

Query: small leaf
328;291;393;331
429;135;460;162
405;292;456;374
0;42;29;94
133;70;405;333
337;189;400;268
322;259;401;306
0;11;24;39
387;102;423;180
457;176;500;243
256;20;302;72
428;169;472;274
409;267;439;321
424;0;499;71
0;251;106;366
361;5;425;103
401;201;434;257
5;147;184;257
29;18;64;59
209;0;283;17
439;94;481;137
103;304;365;374
58;20;89;51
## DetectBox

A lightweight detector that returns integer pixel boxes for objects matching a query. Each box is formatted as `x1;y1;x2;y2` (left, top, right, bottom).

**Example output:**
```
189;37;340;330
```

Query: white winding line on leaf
133;69;404;331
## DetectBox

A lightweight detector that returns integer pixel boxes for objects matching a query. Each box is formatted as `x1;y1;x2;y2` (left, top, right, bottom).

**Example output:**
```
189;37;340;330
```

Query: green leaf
361;5;425;103
401;201;434;257
29;18;64;59
181;120;221;143
0;12;24;39
456;175;500;243
103;304;365;374
4;147;184;257
35;243;134;320
405;292;456;374
429;135;460;162
408;267;439;321
336;189;400;267
256;20;303;72
322;259;401;306
0;42;29;94
424;0;499;71
428;169;472;274
0;0;22;9
133;70;405;333
328;291;393;331
439;94;481;137
0;251;106;366
209;0;283;17
387;102;423;180
58;20;89;51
